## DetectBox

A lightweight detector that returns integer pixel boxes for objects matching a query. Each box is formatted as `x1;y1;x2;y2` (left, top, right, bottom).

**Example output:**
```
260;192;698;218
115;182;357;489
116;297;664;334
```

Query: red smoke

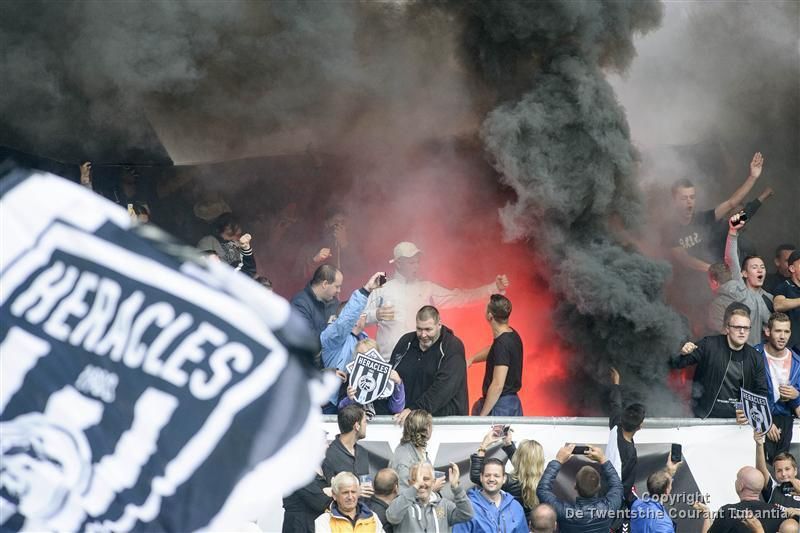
433;241;572;417
353;148;571;416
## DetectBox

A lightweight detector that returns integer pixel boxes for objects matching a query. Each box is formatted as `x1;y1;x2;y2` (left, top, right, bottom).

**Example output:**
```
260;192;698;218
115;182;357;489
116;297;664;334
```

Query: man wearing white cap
365;241;510;357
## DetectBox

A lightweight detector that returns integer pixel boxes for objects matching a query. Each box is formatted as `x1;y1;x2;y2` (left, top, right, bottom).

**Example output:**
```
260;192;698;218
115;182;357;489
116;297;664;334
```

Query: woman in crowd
469;427;544;515
389;410;441;489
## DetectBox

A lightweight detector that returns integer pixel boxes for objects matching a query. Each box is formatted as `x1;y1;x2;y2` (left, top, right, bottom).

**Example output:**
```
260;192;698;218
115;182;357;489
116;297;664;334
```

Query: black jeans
765;413;794;463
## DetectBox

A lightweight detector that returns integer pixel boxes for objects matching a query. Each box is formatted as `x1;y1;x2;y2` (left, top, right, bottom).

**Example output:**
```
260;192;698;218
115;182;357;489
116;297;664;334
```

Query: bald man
780;518;800;533
529;503;558;532
698;466;785;532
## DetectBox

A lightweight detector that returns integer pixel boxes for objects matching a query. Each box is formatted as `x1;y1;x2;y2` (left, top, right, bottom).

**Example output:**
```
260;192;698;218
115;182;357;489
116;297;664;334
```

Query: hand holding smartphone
670;443;682;463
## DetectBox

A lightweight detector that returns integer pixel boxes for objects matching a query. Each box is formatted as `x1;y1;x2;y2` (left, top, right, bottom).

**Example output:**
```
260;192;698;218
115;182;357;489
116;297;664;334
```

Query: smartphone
670;443;682;463
378;274;387;286
434;470;448;482
735;402;744;412
572;445;590;455
491;424;505;437
502;425;510;436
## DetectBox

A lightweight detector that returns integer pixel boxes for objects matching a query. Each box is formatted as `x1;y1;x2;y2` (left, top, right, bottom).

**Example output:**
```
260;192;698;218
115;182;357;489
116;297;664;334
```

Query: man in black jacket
607;367;645;507
281;466;332;533
369;468;399;533
322;404;372;497
669;306;768;419
390;306;468;424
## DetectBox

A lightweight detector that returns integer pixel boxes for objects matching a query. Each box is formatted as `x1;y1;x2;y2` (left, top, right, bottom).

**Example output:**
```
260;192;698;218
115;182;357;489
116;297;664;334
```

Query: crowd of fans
75;152;799;532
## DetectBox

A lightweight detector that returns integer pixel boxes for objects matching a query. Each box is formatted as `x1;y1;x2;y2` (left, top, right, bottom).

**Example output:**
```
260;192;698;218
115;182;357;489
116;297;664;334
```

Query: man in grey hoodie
386;462;473;532
723;213;772;346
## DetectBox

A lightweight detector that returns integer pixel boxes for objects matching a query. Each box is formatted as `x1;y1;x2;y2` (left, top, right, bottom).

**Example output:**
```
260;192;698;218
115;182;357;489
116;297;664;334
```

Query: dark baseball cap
789;250;800;266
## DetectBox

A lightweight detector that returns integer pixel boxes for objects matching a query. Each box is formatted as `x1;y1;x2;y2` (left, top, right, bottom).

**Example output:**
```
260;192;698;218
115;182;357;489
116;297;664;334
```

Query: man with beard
322;405;372;496
754;313;800;460
723;214;773;345
669;307;768;419
389;306;468;425
662;152;763;335
386;462;473;532
775;250;800;352
455;458;528;533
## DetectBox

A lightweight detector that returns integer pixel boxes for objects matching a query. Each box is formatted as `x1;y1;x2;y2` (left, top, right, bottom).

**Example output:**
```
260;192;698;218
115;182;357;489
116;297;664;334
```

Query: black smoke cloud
0;1;478;164
4;0;791;416
613;1;800;261
436;0;691;414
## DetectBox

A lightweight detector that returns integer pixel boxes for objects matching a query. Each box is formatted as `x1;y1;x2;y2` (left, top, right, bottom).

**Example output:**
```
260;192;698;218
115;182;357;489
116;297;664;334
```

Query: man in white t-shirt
364;242;510;357
754;312;800;462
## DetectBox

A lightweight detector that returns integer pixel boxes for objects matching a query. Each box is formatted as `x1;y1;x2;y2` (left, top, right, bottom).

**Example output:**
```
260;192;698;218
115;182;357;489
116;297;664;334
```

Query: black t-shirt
763;477;800;515
710;349;745;418
764;272;790;295
662;209;717;324
709;500;785;532
774;279;800;351
616;428;638;505
662;209;717;264
482;329;523;396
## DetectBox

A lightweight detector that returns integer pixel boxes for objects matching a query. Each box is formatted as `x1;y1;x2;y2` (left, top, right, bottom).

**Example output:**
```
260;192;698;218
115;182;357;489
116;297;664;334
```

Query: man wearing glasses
669;304;768;419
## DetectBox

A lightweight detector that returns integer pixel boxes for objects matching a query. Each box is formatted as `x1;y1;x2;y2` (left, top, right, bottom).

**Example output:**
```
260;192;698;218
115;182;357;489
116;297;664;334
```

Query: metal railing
322;415;742;427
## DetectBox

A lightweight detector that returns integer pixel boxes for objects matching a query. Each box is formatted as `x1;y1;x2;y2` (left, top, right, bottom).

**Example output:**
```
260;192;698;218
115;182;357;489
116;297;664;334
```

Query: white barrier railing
254;417;800;532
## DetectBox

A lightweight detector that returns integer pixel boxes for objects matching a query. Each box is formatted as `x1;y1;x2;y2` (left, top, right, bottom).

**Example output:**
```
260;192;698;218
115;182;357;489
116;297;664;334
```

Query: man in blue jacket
454;458;528;533
755;312;800;462
290;264;343;354
319;271;386;412
536;444;623;533
630;457;682;533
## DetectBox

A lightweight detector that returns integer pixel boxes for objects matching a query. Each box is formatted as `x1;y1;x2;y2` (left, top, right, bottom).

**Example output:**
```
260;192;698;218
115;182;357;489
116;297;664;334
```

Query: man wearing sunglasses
669;304;768;419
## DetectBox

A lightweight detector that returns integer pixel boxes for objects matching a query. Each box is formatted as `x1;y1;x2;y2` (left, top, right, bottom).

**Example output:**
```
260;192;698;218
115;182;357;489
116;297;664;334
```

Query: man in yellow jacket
315;472;385;532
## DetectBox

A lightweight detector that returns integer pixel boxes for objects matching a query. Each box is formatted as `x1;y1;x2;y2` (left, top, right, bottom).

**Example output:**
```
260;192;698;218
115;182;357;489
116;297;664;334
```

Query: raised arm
724;216;746;287
714;152;763;220
754;432;771;495
445;464;474;525
608;367;623;429
320;289;369;368
535;461;563;511
79;161;93;190
428;275;508;310
586;446;623;511
386;486;418;525
669;340;704;369
238;234;257;278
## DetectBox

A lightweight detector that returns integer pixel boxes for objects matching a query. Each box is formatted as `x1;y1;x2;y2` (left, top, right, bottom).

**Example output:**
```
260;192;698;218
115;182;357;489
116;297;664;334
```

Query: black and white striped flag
741;387;772;434
348;349;392;404
0;169;330;532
